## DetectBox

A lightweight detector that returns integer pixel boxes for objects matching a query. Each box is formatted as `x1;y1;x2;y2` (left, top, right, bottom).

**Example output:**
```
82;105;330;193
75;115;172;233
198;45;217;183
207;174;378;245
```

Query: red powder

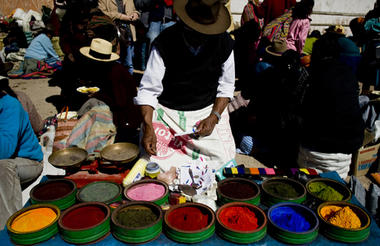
62;206;105;229
167;207;209;231
33;181;73;200
219;206;259;231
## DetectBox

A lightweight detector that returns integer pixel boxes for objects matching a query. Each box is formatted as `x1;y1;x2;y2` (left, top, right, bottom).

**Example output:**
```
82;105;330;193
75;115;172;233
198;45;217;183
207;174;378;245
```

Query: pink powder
126;183;165;201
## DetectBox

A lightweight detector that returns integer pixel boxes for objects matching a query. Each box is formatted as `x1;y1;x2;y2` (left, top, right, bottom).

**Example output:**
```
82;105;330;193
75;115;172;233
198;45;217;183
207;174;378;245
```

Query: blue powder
271;206;311;232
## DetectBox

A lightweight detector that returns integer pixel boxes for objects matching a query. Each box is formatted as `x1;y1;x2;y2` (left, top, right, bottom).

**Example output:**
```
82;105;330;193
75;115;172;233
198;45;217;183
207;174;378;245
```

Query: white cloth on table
297;146;351;179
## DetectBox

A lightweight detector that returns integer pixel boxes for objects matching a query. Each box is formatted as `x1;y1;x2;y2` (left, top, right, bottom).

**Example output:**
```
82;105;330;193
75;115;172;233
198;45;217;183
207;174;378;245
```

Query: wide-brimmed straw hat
265;39;288;57
325;25;346;36
80;38;119;62
174;0;231;35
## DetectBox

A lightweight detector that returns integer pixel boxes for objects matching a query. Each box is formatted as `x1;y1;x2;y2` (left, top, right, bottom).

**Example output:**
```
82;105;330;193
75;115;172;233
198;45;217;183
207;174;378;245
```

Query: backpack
263;9;293;42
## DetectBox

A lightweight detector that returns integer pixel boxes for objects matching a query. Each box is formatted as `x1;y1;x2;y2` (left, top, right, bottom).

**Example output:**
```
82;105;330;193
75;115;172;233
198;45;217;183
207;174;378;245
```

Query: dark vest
154;23;234;111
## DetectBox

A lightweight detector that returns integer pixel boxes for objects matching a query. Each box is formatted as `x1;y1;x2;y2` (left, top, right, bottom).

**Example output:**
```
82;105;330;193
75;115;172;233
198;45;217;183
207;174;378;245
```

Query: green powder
265;182;300;198
309;182;344;201
117;205;158;228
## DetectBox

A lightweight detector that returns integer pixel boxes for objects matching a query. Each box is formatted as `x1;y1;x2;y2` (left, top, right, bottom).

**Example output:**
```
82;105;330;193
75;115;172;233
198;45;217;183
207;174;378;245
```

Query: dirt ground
9;78;60;119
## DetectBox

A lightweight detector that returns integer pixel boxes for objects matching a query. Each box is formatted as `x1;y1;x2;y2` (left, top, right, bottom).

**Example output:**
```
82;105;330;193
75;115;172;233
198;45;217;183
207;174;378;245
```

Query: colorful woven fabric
263;9;293;42
53;105;116;154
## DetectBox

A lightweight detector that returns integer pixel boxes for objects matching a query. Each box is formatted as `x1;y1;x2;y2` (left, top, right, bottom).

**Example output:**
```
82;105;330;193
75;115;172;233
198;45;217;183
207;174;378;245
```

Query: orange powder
320;205;342;219
11;208;57;232
321;206;361;229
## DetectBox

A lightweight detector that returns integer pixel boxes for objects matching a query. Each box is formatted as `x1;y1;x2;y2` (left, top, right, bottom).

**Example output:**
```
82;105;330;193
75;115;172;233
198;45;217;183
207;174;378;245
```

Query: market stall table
0;172;379;245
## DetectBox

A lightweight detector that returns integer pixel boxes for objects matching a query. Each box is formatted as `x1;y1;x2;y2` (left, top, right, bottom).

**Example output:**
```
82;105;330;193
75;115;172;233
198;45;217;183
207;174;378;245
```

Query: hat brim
265;46;283;57
79;47;119;62
174;0;231;35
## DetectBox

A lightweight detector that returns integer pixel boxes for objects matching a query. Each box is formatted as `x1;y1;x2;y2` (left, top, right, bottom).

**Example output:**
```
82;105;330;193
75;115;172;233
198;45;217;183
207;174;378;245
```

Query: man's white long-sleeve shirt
134;47;235;109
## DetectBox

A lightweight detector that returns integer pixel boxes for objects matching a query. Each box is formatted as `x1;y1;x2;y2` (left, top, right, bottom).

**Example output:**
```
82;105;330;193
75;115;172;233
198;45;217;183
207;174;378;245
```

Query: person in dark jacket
297;33;365;179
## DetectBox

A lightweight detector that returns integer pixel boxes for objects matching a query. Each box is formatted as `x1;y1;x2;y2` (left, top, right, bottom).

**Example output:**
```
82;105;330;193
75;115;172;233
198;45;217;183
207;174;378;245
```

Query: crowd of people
1;0;380;230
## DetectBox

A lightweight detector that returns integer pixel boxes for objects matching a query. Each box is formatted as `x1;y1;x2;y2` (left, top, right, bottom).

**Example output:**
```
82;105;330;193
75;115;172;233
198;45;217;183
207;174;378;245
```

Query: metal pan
100;142;139;164
48;147;88;169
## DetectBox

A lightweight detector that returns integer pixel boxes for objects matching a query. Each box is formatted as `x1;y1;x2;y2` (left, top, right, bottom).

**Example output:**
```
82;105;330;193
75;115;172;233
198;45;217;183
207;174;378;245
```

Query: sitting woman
23;26;61;75
0;76;44;134
297;33;365;179
0;82;43;229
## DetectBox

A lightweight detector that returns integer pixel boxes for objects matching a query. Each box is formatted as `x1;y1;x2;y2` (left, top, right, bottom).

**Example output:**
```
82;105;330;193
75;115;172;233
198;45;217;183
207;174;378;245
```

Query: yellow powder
320;205;342;219
324;206;361;229
11;208;57;232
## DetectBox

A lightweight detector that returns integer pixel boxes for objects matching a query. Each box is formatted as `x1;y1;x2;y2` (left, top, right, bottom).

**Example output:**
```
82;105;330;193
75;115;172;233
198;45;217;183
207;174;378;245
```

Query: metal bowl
100;143;139;163
48;147;88;169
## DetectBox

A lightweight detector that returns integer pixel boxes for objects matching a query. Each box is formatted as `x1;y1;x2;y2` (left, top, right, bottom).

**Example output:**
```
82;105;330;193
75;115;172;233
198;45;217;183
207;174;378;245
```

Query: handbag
53;106;78;149
115;0;132;45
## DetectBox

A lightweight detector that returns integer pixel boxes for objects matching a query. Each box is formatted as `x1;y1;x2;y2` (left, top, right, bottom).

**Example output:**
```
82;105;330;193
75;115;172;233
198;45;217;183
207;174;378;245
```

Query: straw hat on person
325;25;346;36
265;39;288;57
174;0;231;35
80;38;119;62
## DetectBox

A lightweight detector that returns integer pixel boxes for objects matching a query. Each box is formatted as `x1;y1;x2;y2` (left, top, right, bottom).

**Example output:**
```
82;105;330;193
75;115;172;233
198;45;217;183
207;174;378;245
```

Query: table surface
1;172;379;246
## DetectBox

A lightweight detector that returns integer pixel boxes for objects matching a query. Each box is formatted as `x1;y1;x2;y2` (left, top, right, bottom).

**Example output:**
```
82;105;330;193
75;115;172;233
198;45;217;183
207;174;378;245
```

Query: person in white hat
134;0;236;171
79;38;141;142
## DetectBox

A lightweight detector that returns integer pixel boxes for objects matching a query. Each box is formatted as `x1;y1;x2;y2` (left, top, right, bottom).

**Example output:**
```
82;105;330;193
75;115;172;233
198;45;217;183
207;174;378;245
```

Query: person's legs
14;157;43;184
0;160;21;230
141;41;147;71
23;58;39;74
0;158;42;229
146;21;162;46
124;44;135;75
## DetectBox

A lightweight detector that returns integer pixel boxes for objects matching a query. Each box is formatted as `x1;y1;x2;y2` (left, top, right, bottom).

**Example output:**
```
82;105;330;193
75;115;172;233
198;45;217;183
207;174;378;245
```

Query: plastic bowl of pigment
317;201;371;243
216;202;267;244
306;178;352;204
58;202;111;244
76;181;122;204
124;179;169;206
164;202;215;243
111;201;163;244
30;179;77;210
217;177;260;206
268;202;319;244
7;204;60;245
261;177;306;207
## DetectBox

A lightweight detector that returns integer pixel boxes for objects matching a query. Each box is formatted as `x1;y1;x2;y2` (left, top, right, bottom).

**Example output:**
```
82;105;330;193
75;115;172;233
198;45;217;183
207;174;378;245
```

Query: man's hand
196;114;218;137
142;123;157;155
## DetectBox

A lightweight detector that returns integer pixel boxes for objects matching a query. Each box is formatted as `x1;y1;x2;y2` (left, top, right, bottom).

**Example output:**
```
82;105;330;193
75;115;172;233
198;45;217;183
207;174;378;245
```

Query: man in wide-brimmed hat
134;0;236;171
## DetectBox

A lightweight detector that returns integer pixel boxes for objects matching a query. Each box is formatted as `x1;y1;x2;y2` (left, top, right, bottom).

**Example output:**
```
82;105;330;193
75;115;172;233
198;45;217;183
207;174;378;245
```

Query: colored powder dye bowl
7;204;60;245
124;179;169;206
217;177;260;206
58;202;111;244
317;201;371;243
306;178;352;204
164;202;215;243
261;177;306;207
30;179;76;210
77;181;122;204
111;201;163;243
268;202;319;244
216;202;267;243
